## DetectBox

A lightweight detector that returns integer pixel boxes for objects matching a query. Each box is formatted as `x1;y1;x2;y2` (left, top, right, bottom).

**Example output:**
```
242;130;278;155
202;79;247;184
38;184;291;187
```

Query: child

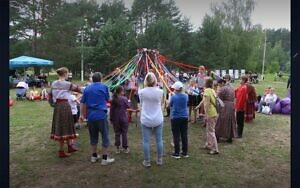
110;86;130;154
41;86;48;100
257;87;271;113
28;86;41;101
126;75;138;122
164;88;174;117
170;81;189;159
75;92;83;129
187;79;200;123
68;92;80;147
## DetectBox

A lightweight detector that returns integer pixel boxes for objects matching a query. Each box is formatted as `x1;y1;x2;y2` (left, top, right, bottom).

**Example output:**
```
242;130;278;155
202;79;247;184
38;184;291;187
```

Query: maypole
146;54;172;93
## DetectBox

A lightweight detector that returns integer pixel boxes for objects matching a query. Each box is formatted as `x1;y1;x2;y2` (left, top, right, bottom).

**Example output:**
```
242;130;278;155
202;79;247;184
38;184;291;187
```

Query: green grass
9;74;290;188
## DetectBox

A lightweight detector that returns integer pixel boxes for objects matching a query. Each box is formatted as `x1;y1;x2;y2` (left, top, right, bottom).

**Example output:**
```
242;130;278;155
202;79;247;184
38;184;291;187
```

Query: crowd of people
46;65;285;168
15;81;49;101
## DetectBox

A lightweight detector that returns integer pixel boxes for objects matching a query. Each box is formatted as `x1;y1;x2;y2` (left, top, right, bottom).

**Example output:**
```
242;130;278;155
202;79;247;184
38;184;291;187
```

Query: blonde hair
190;79;196;85
144;72;157;87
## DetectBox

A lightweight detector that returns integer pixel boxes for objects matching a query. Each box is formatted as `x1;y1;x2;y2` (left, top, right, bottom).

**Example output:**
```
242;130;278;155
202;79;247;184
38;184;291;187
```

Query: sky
98;0;290;30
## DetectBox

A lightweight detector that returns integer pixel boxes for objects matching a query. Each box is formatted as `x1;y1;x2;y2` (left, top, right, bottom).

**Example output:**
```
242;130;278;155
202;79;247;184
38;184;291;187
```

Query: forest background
10;0;290;76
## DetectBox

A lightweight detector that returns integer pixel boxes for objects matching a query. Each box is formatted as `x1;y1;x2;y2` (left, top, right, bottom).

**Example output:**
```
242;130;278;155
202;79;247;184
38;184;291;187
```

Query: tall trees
99;0;129;23
192;15;225;69
93;17;136;73
10;0;64;56
139;18;181;59
211;0;255;31
195;0;264;71
41;0;100;73
9;0;290;74
175;17;193;63
131;0;168;34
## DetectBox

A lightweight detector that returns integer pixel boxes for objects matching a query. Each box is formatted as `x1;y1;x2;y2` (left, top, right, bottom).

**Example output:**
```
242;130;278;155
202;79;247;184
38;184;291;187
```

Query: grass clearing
9;75;290;188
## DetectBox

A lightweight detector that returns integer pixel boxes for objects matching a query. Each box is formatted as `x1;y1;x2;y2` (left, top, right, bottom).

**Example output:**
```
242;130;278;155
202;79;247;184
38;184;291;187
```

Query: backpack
211;95;224;114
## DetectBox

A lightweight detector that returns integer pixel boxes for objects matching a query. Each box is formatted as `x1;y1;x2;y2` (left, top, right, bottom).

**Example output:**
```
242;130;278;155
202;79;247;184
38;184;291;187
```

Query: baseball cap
171;81;184;91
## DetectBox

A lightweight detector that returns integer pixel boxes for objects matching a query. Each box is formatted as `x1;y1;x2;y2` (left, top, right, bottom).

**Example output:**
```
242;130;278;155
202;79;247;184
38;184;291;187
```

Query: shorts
88;119;110;147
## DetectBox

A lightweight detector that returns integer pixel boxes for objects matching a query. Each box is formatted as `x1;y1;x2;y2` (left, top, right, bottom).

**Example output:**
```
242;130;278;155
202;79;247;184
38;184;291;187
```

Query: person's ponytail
111;86;124;107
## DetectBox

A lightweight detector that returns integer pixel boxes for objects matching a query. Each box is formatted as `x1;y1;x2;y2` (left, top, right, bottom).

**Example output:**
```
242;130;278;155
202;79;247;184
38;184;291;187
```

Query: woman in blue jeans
138;72;164;167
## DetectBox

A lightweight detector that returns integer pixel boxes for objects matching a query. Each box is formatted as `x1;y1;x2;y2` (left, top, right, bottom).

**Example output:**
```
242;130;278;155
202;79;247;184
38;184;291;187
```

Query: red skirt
245;102;255;122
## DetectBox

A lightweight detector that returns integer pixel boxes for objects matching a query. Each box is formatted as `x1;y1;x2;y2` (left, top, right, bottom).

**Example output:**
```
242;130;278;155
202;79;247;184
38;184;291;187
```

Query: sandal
202;146;210;150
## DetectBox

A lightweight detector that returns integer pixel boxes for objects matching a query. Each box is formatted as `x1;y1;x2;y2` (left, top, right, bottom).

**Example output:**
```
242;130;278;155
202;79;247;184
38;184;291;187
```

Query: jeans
268;102;276;112
171;118;188;155
141;124;163;162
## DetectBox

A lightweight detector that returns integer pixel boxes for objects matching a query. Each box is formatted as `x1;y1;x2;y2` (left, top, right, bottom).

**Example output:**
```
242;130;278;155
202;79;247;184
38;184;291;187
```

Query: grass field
9;75;290;188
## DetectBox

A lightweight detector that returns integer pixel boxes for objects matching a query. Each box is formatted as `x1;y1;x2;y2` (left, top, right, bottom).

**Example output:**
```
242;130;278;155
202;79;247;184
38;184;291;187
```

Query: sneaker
122;148;130;154
142;160;151;168
90;154;101;163
208;150;219;155
170;141;174;147
75;124;81;130
170;153;181;159
181;153;189;158
115;147;121;154
156;158;163;166
101;157;115;165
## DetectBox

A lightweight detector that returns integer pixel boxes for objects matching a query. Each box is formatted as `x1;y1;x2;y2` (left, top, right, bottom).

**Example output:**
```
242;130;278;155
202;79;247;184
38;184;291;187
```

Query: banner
221;70;226;77
241;69;245;76
234;70;239;79
229;69;234;78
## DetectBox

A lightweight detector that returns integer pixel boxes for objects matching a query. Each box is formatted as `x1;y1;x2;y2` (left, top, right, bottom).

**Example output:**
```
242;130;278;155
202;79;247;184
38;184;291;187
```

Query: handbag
261;105;271;114
211;95;224;114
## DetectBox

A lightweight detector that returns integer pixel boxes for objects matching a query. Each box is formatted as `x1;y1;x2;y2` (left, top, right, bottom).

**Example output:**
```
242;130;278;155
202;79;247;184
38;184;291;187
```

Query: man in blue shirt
80;72;115;165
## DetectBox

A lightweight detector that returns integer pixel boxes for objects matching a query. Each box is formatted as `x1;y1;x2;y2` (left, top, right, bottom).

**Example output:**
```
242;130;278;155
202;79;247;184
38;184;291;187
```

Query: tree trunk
32;0;40;75
139;17;143;34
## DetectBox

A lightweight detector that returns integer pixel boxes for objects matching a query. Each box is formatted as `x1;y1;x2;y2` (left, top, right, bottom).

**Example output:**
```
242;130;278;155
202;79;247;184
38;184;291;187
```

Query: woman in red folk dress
245;81;257;123
49;67;82;158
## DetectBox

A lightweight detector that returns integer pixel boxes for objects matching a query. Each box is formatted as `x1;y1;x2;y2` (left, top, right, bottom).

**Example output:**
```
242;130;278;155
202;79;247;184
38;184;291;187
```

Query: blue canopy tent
9;56;54;70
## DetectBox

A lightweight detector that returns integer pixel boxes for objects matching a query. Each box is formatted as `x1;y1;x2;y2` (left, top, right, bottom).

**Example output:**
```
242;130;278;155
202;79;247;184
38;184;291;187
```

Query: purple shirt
110;96;130;125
